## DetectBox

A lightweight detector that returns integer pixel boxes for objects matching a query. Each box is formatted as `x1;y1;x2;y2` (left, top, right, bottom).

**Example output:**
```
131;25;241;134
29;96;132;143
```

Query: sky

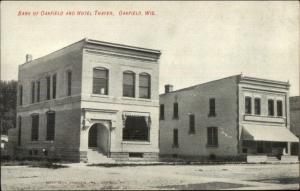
1;1;299;95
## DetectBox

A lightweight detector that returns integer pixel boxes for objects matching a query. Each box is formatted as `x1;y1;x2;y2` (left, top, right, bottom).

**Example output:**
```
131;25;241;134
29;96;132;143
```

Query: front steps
87;147;115;164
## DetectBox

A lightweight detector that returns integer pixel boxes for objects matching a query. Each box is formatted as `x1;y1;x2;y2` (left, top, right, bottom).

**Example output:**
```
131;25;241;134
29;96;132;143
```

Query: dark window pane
207;127;218;146
46;112;55;141
160;104;165;120
139;74;150;99
19;85;23;105
277;100;283;116
245;97;252;114
37;81;40;102
209;98;216;116
173;102;179;119
189;114;195;133
52;74;56;99
93;69;108;95
31;115;39;141
173;129;178;146
254;98;261;115
31;82;35;103
67;71;72;96
122;116;149;141
268;99;274;116
46;76;51;100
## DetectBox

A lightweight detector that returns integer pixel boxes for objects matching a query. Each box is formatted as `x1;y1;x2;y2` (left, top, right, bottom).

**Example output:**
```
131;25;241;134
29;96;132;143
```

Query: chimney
165;84;173;93
26;54;32;62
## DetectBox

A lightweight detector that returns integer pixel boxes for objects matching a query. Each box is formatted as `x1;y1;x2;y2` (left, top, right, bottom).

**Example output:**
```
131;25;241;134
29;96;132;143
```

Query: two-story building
159;75;299;162
290;96;300;158
8;38;161;162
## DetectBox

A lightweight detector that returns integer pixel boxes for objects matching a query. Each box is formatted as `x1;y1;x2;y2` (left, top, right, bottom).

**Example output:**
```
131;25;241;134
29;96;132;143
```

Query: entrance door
88;125;97;147
257;141;264;153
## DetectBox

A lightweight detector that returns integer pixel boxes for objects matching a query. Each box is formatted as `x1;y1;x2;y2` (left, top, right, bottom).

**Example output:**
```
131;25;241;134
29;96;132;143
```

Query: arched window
93;68;109;95
139;73;151;99
123;71;135;97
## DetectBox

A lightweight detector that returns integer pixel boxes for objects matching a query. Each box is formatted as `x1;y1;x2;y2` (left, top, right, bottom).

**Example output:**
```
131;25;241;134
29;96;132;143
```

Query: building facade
159;75;299;162
290;96;300;157
8;38;161;162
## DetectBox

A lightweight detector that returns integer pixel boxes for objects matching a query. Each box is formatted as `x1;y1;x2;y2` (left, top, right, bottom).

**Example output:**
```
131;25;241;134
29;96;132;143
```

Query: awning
242;124;299;142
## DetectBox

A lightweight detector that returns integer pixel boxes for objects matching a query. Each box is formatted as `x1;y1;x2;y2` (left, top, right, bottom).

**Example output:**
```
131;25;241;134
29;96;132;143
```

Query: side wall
159;76;239;159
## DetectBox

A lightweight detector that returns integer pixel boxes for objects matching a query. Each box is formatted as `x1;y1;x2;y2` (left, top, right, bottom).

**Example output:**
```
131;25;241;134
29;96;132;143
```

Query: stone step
87;148;115;164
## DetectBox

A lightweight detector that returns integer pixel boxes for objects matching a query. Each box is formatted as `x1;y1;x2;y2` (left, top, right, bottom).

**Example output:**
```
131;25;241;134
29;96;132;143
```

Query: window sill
172;117;179;120
172;144;179;148
91;94;110;98
122;141;151;145
188;131;196;135
206;144;218;148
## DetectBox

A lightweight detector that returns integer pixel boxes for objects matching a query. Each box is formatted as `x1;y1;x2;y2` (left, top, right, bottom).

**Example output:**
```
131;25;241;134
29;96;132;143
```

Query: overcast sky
1;1;299;95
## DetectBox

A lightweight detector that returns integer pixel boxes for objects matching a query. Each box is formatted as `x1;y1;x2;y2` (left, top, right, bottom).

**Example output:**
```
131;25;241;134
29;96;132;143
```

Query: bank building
8;38;161;162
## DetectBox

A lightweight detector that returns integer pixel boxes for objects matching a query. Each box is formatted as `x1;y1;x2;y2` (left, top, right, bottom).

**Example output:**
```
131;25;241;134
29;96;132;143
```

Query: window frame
52;74;57;99
31;114;39;141
19;85;23;106
189;114;195;134
254;97;261;115
46;76;51;100
67;70;72;96
277;100;283;117
245;96;252;115
123;71;135;98
207;127;218;147
93;67;109;95
173;129;179;147
208;98;216;117
268;99;275;116
159;104;165;120
173;102;179;119
31;81;35;103
139;73;151;99
36;81;40;102
46;111;56;141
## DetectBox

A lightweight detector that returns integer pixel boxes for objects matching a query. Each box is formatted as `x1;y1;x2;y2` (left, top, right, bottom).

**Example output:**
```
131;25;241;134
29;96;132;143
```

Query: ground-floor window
207;127;218;147
123;116;149;141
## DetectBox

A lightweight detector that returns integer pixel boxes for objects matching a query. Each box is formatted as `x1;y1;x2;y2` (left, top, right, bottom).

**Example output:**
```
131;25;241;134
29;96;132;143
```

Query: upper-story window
268;99;274;116
93;68;108;95
46;76;51;100
189;114;195;134
208;98;216;117
19;85;23;106
31;114;39;141
254;98;261;115
245;97;252;114
52;74;57;99
31;81;35;103
277;100;283;117
139;73;151;99
173;102;179;119
159;104;165;120
123;71;135;97
67;71;72;96
36;81;40;102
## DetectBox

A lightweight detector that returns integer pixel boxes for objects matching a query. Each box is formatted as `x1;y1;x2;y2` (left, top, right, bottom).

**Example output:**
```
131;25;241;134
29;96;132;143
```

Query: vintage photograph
1;1;299;190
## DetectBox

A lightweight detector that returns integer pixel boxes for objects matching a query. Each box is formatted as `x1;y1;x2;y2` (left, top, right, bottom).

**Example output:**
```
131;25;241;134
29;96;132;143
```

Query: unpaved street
1;163;299;190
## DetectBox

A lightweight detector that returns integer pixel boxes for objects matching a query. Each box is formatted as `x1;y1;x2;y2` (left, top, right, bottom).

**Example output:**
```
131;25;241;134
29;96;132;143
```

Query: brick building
8;38;161;162
159;75;299;162
290;96;300;157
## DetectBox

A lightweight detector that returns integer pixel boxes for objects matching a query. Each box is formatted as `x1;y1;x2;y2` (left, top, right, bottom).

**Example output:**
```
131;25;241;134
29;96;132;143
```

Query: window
159;104;165;120
173;129;179;147
123;71;135;97
52;74;57;99
139;73;151;99
277;100;283;117
36;81;40;102
67;71;72;96
93;68;108;95
123;116;149;141
254;98;261;115
19;85;23;105
207;127;218;147
189;114;195;134
245;97;252;114
18;116;22;146
31;114;39;141
31;82;35;103
46;76;51;100
208;98;216;117
268;99;274;116
173;102;179;119
46;111;55;141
